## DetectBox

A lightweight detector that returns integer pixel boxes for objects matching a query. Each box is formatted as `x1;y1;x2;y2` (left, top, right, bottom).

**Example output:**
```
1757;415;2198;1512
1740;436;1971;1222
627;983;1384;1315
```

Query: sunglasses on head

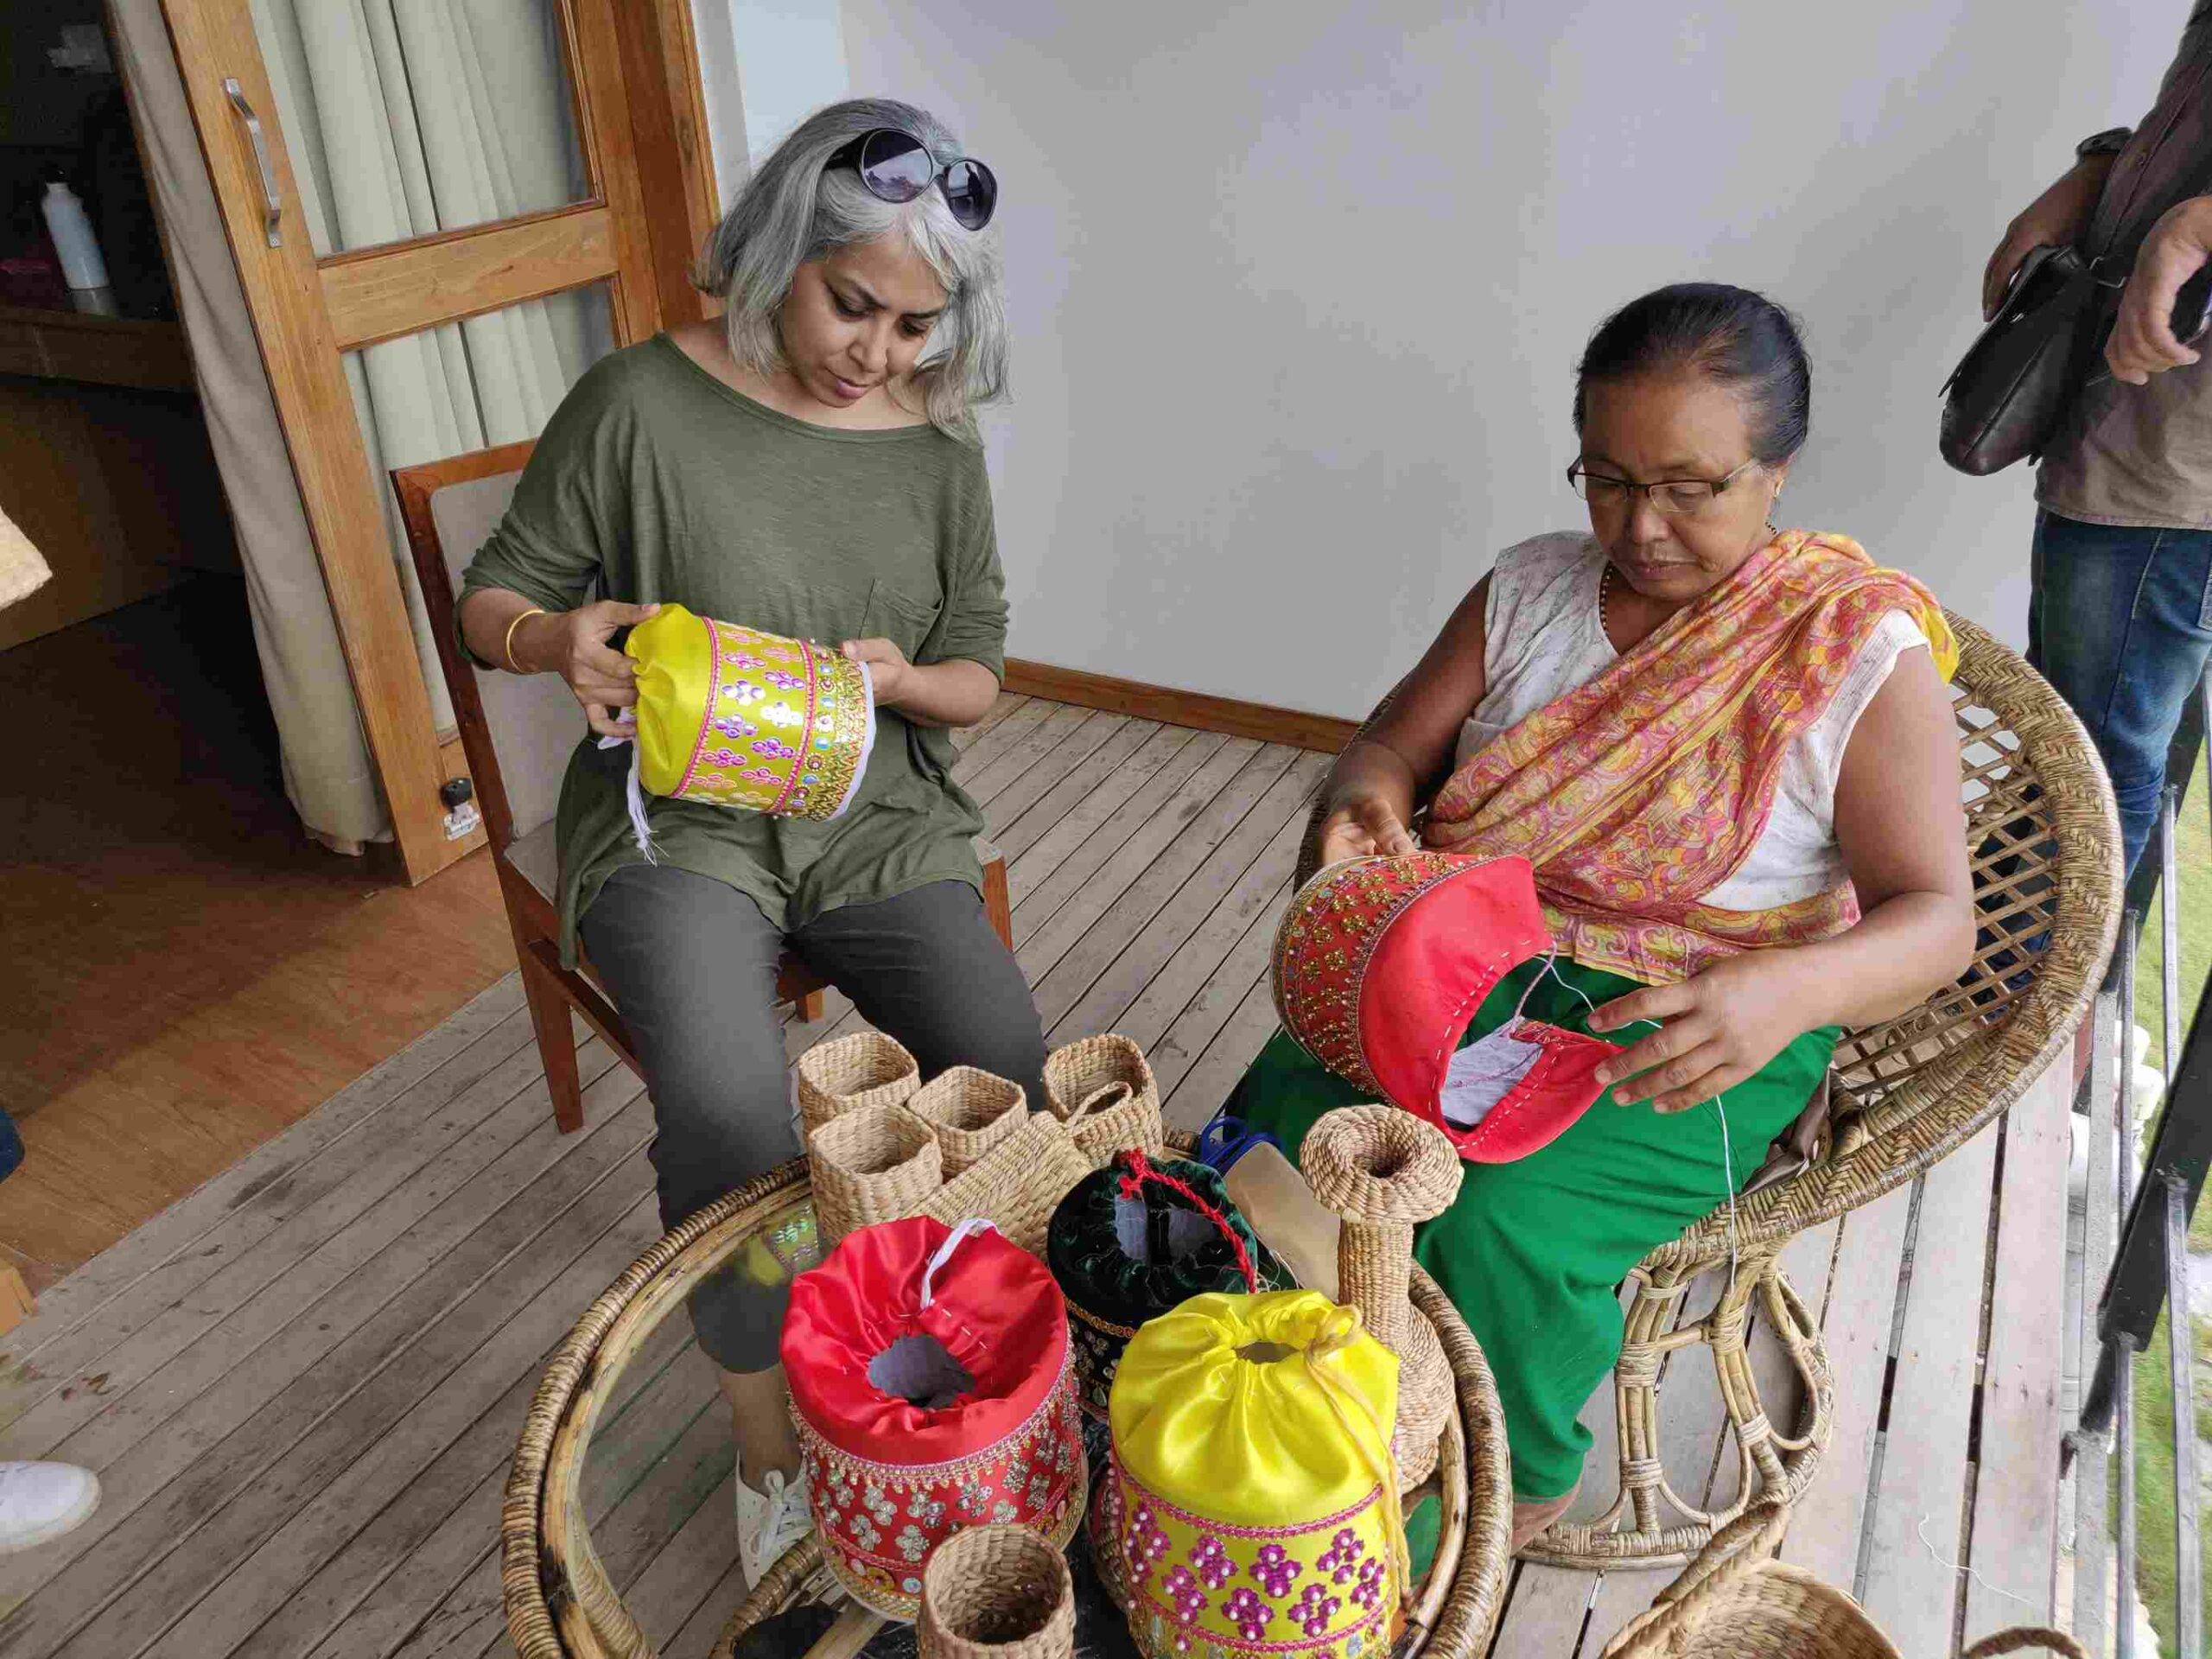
829;128;998;232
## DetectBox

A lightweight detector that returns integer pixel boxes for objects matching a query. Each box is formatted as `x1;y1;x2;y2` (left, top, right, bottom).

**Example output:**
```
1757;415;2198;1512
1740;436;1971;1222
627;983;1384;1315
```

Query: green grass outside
2129;1312;2212;1651
2131;746;2211;1252
2124;747;2210;1646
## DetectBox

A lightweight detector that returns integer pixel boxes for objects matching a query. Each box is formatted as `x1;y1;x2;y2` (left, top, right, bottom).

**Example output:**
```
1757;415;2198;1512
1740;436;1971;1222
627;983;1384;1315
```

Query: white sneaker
734;1462;811;1589
0;1461;99;1554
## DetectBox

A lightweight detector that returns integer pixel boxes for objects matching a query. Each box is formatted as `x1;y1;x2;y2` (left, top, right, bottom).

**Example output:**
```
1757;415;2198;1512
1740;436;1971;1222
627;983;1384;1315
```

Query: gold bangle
502;607;547;672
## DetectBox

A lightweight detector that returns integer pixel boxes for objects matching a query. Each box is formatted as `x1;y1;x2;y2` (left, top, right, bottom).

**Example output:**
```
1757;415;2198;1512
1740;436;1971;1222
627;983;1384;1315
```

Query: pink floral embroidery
724;652;765;670
723;683;766;706
1189;1534;1234;1590
1318;1526;1365;1586
1291;1582;1341;1636
1221;1588;1273;1641
740;766;781;783
1349;1557;1387;1611
708;747;745;767
752;737;799;760
712;715;757;740
1249;1542;1301;1598
1158;1564;1205;1624
763;669;806;690
1122;1503;1169;1572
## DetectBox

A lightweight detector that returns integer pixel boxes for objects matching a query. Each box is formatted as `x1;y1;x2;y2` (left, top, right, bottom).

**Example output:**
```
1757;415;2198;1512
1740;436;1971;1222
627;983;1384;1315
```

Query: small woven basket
796;1032;921;1138
917;1525;1077;1659
1600;1498;2088;1659
806;1103;942;1248
906;1067;1028;1177
1044;1036;1163;1167
921;1112;1090;1255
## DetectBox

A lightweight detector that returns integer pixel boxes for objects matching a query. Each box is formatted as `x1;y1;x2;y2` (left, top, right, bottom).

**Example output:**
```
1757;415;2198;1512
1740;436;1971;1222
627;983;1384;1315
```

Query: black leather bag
1938;244;2115;476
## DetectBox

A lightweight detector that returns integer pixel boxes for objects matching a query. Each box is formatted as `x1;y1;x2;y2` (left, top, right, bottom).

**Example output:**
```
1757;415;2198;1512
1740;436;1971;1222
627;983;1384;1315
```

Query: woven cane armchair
1293;612;2121;1568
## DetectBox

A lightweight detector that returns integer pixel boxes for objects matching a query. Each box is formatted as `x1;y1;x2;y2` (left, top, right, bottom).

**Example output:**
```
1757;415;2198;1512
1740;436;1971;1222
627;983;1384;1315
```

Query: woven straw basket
906;1066;1028;1176
806;1103;941;1247
1601;1498;2088;1659
1043;1036;1164;1167
797;1032;921;1138
918;1525;1077;1659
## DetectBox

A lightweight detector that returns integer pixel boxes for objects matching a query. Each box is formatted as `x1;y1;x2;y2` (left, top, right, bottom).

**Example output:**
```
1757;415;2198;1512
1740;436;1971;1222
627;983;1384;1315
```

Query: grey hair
696;98;1007;442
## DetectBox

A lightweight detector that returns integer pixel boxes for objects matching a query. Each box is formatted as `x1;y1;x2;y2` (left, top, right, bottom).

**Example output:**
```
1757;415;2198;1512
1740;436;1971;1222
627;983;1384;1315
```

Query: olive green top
460;334;1007;964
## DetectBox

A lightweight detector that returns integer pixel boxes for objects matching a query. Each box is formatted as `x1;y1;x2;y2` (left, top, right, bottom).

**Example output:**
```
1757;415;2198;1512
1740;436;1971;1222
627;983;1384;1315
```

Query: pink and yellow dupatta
1422;531;1957;986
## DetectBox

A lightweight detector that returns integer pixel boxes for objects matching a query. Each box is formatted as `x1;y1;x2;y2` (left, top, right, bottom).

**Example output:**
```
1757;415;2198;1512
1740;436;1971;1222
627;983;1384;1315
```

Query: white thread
919;1217;997;1308
1914;1513;2036;1606
1708;1096;1738;1288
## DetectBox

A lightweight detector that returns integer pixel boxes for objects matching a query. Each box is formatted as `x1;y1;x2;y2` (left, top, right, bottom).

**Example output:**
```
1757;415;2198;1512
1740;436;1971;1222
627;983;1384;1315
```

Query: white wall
814;3;2183;718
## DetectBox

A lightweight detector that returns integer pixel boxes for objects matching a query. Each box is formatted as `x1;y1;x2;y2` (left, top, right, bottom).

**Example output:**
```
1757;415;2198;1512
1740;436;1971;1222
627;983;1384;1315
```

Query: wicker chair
1293;613;2121;1568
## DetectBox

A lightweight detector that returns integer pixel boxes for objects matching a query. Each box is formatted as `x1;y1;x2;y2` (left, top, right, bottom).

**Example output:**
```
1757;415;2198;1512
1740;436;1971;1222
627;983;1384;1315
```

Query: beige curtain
108;0;611;848
110;0;389;848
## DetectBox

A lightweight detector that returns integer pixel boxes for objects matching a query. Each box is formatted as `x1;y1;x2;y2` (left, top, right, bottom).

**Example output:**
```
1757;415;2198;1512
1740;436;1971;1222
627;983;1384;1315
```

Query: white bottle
41;181;111;295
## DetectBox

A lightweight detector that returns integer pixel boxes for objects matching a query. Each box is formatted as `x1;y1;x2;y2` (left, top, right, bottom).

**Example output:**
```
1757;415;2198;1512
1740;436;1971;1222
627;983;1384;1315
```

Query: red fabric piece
782;1214;1068;1463
1433;1020;1624;1164
1274;852;1628;1164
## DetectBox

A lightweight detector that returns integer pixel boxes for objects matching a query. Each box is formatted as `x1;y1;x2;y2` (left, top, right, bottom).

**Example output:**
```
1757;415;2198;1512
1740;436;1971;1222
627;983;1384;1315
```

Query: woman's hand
2107;196;2212;384
528;600;660;738
841;636;913;706
1314;795;1418;868
1586;953;1816;1115
1983;157;2112;320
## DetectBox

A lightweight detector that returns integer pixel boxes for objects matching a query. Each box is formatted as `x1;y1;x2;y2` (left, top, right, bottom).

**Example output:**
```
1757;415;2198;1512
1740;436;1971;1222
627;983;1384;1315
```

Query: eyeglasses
829;128;998;232
1566;457;1760;517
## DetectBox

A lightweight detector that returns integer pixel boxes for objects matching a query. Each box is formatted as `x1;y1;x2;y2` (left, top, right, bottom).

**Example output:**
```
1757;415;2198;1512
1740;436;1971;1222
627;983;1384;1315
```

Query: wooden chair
393;441;1014;1135
1295;613;2120;1567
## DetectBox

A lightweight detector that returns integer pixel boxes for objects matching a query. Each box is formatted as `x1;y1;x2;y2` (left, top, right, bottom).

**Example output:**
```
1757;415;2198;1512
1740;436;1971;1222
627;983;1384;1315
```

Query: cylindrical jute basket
917;1525;1077;1659
906;1066;1028;1177
797;1031;921;1138
505;1139;1514;1659
1044;1036;1163;1168
1599;1498;2088;1659
807;1102;942;1247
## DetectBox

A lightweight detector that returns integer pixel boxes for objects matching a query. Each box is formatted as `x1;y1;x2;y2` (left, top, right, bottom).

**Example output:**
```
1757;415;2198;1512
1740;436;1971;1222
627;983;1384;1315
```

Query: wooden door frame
151;0;721;880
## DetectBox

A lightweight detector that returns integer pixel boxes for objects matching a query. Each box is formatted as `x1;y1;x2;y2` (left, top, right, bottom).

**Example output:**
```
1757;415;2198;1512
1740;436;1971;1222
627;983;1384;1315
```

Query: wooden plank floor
0;693;2080;1658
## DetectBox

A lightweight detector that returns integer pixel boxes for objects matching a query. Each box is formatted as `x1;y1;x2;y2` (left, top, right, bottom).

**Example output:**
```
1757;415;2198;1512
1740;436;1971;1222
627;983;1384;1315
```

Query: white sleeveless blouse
1452;533;1929;912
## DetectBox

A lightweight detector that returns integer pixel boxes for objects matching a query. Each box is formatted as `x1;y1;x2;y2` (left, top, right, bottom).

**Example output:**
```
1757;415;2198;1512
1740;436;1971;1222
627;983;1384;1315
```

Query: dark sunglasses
829;128;998;232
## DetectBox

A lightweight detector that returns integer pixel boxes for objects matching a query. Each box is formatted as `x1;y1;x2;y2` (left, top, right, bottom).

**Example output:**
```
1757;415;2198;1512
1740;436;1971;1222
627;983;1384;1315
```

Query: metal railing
2071;677;2209;1659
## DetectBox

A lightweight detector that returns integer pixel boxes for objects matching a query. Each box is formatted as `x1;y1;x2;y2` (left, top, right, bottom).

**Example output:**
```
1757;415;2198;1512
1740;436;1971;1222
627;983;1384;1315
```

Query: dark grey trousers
580;865;1048;1371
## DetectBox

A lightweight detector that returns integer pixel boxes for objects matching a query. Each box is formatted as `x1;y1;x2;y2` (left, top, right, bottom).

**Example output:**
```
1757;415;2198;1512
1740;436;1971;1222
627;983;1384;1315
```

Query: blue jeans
0;1108;19;1184
2029;511;2212;880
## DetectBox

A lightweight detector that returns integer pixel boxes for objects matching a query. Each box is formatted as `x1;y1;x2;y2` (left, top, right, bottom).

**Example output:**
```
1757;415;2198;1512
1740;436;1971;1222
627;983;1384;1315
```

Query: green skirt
1228;957;1836;1501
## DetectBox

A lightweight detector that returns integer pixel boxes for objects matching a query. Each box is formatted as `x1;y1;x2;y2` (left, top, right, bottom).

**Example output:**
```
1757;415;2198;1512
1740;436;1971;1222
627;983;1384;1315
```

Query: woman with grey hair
456;98;1038;1586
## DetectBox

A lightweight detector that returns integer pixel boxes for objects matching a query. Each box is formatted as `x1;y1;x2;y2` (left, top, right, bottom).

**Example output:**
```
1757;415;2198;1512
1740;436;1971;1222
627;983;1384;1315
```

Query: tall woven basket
1600;1498;2088;1659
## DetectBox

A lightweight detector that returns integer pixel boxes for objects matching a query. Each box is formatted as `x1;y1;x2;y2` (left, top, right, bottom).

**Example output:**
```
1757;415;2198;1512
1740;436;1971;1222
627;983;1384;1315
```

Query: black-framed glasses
1566;457;1760;517
829;128;998;232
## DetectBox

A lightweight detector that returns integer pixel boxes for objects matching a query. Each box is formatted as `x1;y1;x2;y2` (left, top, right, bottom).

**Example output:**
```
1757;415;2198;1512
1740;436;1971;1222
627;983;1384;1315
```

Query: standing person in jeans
1986;3;2212;880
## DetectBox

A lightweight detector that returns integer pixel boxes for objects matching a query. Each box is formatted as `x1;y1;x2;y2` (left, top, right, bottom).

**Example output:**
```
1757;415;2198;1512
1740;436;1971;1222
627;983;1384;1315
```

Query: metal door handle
221;78;283;247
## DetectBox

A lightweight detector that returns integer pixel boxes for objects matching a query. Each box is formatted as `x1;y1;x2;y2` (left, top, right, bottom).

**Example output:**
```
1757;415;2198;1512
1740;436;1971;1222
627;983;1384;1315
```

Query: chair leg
518;943;587;1135
982;855;1013;950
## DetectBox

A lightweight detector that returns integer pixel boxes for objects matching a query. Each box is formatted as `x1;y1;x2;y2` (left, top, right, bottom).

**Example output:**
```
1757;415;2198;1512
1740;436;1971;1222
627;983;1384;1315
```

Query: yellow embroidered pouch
621;604;874;823
1102;1289;1405;1659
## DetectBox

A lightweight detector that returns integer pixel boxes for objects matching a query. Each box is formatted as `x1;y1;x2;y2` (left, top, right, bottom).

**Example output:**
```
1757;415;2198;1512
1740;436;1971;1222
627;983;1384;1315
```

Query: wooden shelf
0;302;194;393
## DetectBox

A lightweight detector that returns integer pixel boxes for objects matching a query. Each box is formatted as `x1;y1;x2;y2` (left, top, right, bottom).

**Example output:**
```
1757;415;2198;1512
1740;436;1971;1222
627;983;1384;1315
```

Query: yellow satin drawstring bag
1101;1289;1406;1659
608;604;876;855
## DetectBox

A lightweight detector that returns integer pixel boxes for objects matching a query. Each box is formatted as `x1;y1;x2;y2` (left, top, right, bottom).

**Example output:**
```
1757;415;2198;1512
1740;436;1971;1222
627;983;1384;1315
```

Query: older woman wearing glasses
1229;283;1975;1551
455;98;1034;1586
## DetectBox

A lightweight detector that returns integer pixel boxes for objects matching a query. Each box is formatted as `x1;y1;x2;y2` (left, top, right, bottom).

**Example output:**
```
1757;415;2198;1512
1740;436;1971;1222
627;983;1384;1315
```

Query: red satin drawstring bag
782;1215;1089;1618
1270;852;1627;1164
